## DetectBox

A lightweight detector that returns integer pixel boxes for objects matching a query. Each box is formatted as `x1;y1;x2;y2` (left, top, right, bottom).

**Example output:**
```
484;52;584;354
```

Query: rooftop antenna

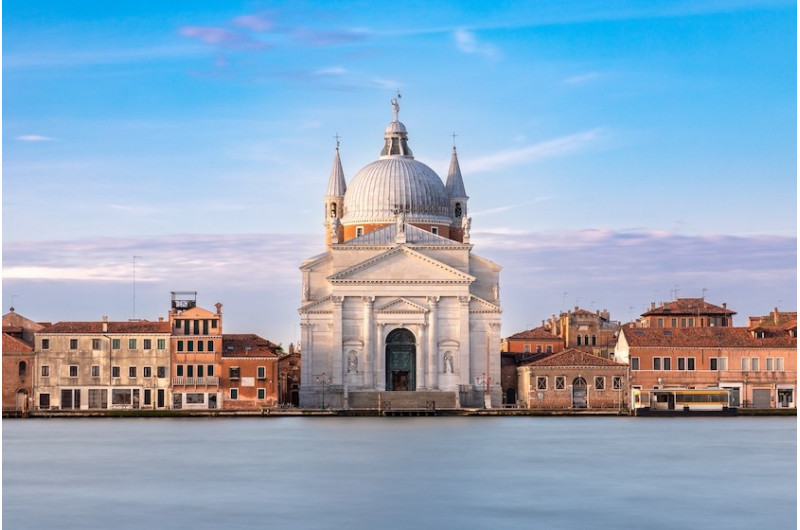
701;287;707;300
132;256;142;319
673;285;680;300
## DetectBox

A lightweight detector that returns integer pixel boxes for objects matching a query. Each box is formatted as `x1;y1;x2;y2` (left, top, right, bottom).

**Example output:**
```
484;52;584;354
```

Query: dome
342;156;451;225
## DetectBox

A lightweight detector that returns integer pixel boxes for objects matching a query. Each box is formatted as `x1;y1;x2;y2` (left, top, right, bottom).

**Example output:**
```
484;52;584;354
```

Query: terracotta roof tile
622;324;796;348
3;333;34;353
39;321;171;334
222;334;280;358
506;326;560;341
525;348;625;368
642;298;735;317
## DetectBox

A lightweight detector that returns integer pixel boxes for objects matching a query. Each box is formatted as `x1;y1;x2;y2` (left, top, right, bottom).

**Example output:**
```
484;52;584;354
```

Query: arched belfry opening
385;328;416;391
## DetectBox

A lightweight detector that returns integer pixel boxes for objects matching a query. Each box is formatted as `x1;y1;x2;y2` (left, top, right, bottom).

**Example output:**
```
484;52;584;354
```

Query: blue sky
3;1;796;347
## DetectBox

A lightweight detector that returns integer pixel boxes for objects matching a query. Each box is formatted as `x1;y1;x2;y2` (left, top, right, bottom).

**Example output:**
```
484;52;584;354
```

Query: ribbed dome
342;157;451;225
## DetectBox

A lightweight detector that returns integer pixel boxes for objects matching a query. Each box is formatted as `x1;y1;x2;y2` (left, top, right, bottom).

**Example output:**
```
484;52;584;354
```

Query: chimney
158;317;164;322
102;315;108;333
722;302;727;309
650;302;656;311
215;302;223;315
774;307;779;324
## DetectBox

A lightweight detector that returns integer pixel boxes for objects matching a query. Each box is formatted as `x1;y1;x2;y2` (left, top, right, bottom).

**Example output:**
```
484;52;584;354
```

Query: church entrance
386;328;416;391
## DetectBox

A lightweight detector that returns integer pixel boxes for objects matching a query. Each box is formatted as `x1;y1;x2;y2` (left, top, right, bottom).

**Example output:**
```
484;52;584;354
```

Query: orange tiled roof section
622;324;796;348
39;321;171;333
506;327;559;340
526;348;626;367
3;333;34;352
222;334;281;358
642;298;735;317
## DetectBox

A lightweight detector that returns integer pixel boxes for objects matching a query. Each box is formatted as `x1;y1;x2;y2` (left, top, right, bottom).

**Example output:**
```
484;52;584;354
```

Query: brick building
220;334;280;409
3;333;35;412
278;345;301;406
518;348;628;410
639;298;735;328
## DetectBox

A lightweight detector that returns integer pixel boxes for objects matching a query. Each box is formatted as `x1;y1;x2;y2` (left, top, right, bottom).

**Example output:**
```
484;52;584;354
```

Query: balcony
172;377;219;386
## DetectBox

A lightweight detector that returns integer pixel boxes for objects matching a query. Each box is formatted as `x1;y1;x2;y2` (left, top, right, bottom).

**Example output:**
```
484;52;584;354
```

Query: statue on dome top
391;92;401;121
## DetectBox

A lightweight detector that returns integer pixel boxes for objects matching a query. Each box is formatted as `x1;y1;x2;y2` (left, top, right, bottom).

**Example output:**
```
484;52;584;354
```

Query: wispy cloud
179;26;268;50
15;135;55;142
563;72;601;85
453;29;500;60
465;129;608;172
232;13;276;32
290;27;369;46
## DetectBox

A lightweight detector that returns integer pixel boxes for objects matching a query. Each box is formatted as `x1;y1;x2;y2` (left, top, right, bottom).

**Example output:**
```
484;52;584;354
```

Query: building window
613;376;623;390
177;341;184;352
576;335;582;346
197;340;204;352
766;358;774;371
157;366;167;378
536;377;547;390
176;365;184;377
144;389;152;406
207;341;214;352
546;345;553;353
631;358;640;371
591;335;597;346
39;393;51;409
211;320;218;329
677;357;685;371
187;365;194;378
536;345;542;353
143;339;152;350
523;344;531;353
687;358;695;370
671;318;678;327
92;339;101;350
157;338;166;349
663;357;671;371
750;358;759;371
143;366;152;378
594;376;605;390
431;227;439;235
88;389;108;409
207;365;214;377
688;318;694;327
257;366;266;379
187;341;194;352
657;318;664;328
741;358;748;371
18;361;27;377
41;365;50;377
91;365;100;378
129;366;137;378
653;358;661;371
197;365;204;378
175;319;181;329
555;376;566;390
257;388;266;400
680;318;687;327
69;365;78;378
230;367;240;380
70;339;78;350
230;388;239;400
186;393;204;404
41;339;50;350
356;226;364;237
776;358;784;371
112;366;120;378
129;339;137;350
61;389;80;410
710;358;728;371
112;339;121;349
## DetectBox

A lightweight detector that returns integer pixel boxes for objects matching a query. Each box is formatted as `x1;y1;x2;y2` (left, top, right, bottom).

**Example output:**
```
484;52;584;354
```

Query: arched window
330;203;337;217
455;202;462;217
576;335;582;346
584;335;590;346
19;361;27;377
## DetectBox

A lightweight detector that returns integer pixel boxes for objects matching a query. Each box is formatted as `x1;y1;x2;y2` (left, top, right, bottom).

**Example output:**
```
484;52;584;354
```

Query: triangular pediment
298;295;333;314
329;246;475;284
376;298;429;314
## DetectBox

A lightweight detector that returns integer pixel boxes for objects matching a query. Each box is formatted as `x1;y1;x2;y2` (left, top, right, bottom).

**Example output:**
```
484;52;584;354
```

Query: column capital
362;296;375;304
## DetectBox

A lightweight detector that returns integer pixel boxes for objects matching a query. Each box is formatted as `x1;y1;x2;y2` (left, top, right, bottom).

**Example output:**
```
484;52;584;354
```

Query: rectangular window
653;358;661;371
657;318;664;328
39;393;51;409
61;389;80;410
663;357;671;371
112;366;120;378
143;366;152;378
129;366;137;378
741;357;749;371
230;388;239;400
41;365;50;377
144;389;152;406
176;365;184;377
207;341;214;352
680;318;687;327
112;339;121;349
41;339;50;350
356;226;364;237
257;388;266;400
750;358;759;371
677;358;685;371
69;365;78;378
187;365;194;378
766;358;774;371
613;376;623;390
177;341;184;352
88;389;108;409
536;345;542;353
111;389;132;406
197;340;204;352
203;320;209;335
688;318;694;327
186;393;205;404
687;358;695;371
671;318;678;327
129;339;137;350
631;357;640;371
431;227;439;235
523;344;530;353
143;339;152;350
207;365;214;377
594;376;605;390
536;376;547;390
91;365;100;378
197;365;204;378
710;358;727;371
92;339;101;350
211;320;218;329
187;341;194;352
70;339;78;350
710;358;719;371
555;376;565;390
546;345;553;353
230;367;240;380
157;366;167;378
157;338;166;349
175;319;181;329
777;358;784;371
257;366;266;379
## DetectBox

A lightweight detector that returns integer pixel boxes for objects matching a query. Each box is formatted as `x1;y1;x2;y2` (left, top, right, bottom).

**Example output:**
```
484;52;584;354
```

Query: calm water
2;417;796;530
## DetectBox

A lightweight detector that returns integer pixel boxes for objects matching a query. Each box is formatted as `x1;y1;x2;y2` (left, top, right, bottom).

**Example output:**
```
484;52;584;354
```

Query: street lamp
316;372;332;409
476;373;491;409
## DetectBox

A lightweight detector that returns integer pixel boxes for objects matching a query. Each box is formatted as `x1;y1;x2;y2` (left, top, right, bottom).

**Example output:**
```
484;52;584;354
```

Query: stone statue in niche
443;351;454;374
461;216;471;238
330;217;340;243
493;283;500;302
347;351;358;373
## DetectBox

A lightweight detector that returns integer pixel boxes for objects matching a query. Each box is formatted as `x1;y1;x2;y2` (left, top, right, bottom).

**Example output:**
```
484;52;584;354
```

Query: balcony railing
172;377;219;386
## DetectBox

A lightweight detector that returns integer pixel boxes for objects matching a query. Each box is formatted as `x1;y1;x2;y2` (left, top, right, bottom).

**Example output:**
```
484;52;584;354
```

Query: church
298;99;502;409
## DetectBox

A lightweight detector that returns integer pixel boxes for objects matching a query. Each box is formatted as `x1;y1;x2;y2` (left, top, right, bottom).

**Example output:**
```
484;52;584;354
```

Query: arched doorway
386;328;416;391
572;377;588;409
16;390;28;412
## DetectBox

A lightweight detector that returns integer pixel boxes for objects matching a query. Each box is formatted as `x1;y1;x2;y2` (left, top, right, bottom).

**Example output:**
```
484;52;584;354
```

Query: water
2;417;796;530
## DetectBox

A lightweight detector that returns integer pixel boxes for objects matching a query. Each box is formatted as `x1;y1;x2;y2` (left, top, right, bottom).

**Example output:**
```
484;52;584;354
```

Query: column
458;295;472;385
376;323;386;390
363;296;374;388
427;296;439;389
332;296;344;384
417;322;427;390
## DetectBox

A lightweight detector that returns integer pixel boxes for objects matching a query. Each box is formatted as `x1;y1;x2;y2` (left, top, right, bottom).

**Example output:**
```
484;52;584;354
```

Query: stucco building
639;298;735;328
299;99;502;409
220;334;280;409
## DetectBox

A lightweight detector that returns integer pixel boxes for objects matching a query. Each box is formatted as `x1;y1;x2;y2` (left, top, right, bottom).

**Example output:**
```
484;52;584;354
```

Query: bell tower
445;144;469;242
324;138;346;249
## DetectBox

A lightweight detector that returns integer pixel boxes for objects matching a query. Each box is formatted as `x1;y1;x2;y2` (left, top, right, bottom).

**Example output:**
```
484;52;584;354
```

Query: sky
2;1;797;348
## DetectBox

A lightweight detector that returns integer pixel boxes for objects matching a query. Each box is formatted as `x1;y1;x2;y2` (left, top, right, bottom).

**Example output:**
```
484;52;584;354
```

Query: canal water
2;417;796;530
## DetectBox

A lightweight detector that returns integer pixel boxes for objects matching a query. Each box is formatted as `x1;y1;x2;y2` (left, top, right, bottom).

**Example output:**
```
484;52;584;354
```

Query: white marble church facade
299;100;502;409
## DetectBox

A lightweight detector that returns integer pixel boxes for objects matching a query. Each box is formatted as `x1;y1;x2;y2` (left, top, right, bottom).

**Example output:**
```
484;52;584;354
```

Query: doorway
386;328;416;391
572;377;587;408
